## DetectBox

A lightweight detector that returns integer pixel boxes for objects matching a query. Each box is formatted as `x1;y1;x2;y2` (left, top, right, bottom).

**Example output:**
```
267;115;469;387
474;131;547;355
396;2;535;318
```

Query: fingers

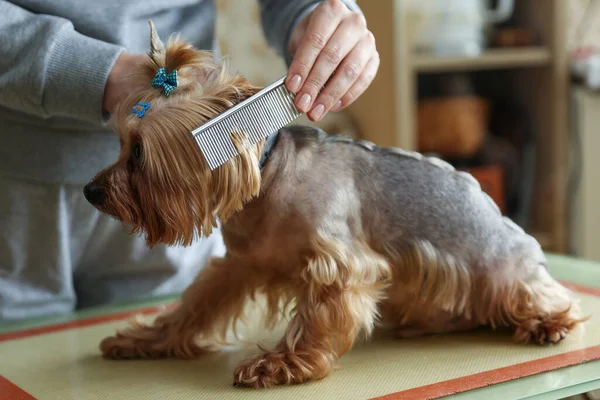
329;53;380;113
307;30;375;121
295;15;365;117
285;0;380;121
285;0;349;96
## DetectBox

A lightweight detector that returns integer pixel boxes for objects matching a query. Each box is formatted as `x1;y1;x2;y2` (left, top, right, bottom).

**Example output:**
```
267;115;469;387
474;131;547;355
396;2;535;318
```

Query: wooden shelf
349;0;568;253
412;47;552;73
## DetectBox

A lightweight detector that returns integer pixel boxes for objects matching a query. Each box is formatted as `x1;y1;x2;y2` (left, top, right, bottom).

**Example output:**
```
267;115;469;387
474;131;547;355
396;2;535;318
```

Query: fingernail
310;104;325;121
297;93;311;112
288;74;302;93
332;100;342;111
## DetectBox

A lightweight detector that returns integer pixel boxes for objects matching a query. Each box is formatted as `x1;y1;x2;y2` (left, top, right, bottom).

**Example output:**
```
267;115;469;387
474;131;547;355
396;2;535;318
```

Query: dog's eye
133;143;142;162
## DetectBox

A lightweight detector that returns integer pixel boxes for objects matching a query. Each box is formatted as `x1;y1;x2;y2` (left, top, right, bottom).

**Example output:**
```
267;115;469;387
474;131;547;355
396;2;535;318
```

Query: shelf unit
347;0;568;253
413;47;551;73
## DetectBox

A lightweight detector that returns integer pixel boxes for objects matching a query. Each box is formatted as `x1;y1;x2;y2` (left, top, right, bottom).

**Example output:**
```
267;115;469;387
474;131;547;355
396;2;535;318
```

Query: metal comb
190;76;301;170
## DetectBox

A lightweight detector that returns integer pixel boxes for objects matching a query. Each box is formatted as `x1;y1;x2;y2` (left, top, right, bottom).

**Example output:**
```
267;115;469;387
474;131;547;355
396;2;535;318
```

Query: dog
84;22;586;388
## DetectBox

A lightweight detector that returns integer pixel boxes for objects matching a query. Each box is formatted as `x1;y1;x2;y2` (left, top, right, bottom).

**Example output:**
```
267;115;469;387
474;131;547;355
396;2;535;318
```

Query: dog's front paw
100;334;158;359
233;351;309;389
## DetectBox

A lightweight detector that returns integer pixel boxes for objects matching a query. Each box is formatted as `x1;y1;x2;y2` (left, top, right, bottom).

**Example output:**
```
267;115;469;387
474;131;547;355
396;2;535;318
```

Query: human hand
286;0;380;122
102;53;149;114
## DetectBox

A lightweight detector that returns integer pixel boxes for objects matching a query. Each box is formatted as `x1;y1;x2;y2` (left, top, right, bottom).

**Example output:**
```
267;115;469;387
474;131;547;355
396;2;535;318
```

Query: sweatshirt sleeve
257;0;362;66
0;1;125;124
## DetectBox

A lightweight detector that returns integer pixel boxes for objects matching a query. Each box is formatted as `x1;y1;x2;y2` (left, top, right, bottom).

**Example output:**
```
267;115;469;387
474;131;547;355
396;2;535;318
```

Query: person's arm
0;1;129;123
257;0;378;123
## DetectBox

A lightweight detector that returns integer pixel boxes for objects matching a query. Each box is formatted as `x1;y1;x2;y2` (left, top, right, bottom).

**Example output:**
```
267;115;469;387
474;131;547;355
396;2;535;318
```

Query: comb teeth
191;76;301;170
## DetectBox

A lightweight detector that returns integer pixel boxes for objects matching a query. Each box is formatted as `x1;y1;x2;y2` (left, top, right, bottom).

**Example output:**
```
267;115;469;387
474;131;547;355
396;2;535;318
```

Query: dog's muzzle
83;183;106;206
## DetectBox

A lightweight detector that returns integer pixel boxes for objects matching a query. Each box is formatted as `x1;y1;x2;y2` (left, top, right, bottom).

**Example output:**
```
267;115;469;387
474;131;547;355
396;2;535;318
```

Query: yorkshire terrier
84;22;586;388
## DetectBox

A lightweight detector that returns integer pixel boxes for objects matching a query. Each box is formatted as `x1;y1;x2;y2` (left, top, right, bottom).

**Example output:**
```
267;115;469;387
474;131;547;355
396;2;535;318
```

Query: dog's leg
487;263;587;344
100;255;256;359
233;238;390;388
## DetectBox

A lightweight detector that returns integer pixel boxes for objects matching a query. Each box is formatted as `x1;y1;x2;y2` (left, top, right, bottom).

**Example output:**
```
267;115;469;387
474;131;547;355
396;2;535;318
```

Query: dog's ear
148;20;165;60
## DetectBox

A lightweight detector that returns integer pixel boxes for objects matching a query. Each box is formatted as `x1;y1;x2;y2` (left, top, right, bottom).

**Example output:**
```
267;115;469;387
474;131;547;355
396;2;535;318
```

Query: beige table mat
1;283;599;400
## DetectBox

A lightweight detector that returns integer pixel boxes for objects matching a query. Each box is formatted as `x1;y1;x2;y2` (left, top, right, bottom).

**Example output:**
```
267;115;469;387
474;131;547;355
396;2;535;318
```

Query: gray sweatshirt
0;0;360;184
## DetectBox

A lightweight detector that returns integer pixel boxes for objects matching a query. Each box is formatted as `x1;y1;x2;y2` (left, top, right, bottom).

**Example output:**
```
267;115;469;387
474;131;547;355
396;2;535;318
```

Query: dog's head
84;21;264;247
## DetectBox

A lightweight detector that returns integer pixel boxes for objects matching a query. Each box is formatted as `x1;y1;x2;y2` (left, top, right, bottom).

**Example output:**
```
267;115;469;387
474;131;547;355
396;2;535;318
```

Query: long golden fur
85;22;588;389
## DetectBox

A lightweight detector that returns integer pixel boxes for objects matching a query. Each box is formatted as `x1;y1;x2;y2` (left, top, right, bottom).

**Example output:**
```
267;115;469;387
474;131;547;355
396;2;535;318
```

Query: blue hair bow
130;101;150;118
151;67;178;97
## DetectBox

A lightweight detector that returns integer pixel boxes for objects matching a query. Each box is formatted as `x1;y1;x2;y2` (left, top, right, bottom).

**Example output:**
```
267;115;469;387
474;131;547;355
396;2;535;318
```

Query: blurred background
215;0;600;261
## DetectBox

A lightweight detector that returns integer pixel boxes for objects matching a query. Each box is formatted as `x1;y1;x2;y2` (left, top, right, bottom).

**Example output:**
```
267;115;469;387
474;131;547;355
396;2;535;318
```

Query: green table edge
1;253;599;400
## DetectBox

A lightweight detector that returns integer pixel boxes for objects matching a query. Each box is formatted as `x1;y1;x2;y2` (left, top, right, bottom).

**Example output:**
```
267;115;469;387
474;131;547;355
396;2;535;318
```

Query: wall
567;0;600;52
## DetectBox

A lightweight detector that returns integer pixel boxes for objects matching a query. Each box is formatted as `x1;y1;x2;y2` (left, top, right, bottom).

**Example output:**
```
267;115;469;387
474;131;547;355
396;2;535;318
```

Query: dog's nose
83;183;106;205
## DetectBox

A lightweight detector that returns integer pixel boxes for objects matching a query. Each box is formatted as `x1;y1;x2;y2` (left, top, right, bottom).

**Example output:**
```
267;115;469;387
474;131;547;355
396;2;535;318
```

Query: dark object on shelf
492;27;537;47
417;96;489;158
417;73;489;158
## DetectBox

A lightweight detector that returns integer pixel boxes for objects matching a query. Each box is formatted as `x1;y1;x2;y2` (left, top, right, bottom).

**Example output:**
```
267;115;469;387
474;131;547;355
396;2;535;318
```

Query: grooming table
1;254;599;400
